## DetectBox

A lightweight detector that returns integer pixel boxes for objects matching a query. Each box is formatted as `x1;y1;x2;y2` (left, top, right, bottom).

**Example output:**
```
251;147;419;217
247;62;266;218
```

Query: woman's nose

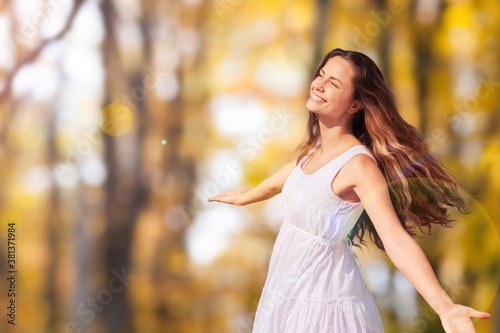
312;78;325;92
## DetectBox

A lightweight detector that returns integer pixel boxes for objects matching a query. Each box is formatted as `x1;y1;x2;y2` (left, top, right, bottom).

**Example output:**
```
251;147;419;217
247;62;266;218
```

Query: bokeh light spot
100;103;133;136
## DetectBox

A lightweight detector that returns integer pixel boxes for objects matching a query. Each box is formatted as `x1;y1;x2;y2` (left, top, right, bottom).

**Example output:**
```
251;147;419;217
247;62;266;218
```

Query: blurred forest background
0;0;499;332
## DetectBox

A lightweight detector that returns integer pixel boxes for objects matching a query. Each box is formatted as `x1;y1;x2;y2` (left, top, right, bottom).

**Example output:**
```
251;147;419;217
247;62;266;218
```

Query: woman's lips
310;93;326;103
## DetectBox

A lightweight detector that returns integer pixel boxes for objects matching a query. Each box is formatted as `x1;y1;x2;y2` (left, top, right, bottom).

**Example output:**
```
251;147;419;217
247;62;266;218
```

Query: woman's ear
348;101;362;114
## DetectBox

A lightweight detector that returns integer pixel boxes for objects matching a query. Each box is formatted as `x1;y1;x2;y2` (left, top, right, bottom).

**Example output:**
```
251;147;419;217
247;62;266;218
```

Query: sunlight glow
185;206;247;266
209;94;267;137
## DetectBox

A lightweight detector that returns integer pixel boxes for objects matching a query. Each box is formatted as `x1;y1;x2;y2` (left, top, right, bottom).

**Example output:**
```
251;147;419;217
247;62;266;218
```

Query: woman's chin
305;99;318;111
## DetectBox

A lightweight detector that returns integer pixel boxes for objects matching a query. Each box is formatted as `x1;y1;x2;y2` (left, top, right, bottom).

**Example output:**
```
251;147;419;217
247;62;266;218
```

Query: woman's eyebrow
320;69;343;85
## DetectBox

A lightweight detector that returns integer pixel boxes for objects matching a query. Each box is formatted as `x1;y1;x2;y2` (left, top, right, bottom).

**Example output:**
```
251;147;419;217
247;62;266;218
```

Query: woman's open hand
439;303;490;332
207;188;248;206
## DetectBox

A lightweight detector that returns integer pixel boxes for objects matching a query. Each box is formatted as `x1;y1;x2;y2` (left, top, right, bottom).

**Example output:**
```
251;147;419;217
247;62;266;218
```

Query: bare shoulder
347;153;378;170
264;156;301;193
283;157;300;171
346;153;385;187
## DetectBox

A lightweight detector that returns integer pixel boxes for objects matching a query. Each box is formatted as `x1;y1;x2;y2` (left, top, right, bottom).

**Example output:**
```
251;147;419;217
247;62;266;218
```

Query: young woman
208;48;490;332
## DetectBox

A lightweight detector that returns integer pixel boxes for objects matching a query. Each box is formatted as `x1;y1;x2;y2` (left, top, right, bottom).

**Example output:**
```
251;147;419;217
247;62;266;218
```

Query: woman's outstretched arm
207;159;298;206
350;155;490;332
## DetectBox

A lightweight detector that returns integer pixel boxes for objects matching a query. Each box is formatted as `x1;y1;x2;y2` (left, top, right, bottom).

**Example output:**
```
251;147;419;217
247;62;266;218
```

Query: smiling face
306;56;360;119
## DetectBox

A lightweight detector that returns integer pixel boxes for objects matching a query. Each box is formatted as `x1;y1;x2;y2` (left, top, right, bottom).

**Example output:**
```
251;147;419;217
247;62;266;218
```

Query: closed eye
319;70;338;88
319;69;342;87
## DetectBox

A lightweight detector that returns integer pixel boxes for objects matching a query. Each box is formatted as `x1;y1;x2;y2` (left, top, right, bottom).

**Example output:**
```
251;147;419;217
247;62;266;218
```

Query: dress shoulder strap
347;145;377;166
329;145;377;177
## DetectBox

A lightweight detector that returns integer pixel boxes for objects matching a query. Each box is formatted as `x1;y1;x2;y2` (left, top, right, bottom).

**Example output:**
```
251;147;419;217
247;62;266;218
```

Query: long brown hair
294;48;469;251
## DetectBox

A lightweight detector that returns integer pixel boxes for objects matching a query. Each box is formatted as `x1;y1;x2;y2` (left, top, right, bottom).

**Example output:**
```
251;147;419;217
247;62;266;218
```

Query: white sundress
252;145;385;333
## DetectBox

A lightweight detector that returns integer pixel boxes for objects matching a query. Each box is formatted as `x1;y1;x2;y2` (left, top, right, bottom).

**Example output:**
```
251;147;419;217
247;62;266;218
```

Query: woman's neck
317;117;357;152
